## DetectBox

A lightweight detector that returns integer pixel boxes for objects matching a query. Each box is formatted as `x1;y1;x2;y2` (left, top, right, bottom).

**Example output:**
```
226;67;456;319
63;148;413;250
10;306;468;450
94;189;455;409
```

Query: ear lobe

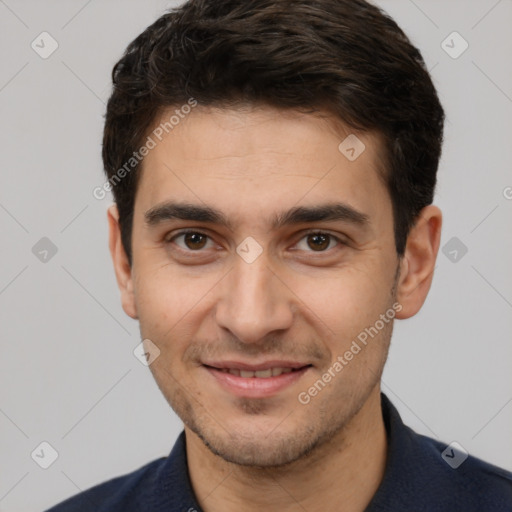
107;204;138;319
395;205;442;319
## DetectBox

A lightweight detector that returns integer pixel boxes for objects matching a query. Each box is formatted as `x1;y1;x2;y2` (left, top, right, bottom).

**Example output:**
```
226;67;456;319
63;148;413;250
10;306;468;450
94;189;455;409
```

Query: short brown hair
102;0;445;263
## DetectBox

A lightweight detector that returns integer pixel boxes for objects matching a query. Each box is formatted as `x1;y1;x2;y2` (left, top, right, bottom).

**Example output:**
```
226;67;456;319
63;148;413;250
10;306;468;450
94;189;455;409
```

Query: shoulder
415;431;512;510
44;456;167;512
370;394;512;511
406;427;512;512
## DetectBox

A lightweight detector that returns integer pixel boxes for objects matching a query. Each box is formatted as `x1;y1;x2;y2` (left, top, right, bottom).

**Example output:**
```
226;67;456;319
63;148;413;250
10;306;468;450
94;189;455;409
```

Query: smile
203;362;312;398
216;367;300;378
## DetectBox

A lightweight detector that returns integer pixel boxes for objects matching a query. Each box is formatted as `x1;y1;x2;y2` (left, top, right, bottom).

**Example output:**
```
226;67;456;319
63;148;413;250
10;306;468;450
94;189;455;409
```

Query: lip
203;360;309;371
203;362;312;398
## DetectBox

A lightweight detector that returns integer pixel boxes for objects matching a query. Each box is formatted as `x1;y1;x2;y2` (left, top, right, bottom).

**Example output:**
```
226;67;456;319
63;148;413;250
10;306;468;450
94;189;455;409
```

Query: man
47;0;512;510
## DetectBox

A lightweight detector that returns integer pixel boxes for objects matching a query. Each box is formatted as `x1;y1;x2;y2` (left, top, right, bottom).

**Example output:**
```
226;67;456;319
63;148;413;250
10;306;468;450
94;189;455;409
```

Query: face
112;105;411;467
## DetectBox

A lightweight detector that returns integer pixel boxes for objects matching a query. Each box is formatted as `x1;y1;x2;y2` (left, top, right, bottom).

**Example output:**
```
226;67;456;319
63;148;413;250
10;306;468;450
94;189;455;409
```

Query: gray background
1;0;511;510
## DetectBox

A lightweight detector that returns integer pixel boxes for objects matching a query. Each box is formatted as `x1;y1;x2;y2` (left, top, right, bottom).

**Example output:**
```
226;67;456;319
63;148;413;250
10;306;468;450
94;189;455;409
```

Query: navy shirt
45;393;512;511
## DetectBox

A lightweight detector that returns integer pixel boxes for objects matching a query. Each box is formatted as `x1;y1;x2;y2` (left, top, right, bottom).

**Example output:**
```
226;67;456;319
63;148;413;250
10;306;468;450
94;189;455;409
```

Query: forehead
134;105;390;230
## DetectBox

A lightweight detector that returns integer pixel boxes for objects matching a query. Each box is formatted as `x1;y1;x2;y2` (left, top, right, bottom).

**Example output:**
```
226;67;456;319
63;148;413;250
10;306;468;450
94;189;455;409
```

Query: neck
186;387;387;512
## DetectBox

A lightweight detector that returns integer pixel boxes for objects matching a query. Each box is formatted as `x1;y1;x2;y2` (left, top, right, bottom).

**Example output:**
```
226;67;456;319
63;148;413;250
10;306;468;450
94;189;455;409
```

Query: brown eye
170;231;213;251
183;232;207;250
307;233;330;251
295;232;341;253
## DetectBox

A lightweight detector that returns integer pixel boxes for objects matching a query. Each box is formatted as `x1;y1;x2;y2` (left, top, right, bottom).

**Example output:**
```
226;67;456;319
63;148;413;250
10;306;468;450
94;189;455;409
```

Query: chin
197;428;318;467
187;409;345;468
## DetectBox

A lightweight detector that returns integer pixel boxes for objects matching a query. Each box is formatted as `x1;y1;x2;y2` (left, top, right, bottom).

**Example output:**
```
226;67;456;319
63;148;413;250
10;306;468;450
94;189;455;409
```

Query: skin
108;105;442;511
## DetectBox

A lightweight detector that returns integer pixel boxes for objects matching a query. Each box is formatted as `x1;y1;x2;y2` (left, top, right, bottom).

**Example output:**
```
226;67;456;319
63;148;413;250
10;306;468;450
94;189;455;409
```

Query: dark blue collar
147;393;512;511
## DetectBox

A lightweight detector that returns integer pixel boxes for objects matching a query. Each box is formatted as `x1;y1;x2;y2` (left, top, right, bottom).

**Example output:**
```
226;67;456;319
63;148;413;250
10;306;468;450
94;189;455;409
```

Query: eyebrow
144;201;370;231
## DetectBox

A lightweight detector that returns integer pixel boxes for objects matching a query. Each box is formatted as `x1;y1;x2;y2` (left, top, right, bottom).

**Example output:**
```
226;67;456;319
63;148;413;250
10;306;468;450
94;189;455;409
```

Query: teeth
220;367;300;378
255;369;272;378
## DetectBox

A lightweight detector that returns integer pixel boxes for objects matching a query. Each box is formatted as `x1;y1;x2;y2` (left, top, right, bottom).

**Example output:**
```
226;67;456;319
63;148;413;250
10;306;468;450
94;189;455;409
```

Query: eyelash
166;229;346;255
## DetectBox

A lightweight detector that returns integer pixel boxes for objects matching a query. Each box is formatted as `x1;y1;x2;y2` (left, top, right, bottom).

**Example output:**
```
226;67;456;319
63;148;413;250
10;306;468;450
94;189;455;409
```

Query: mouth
202;361;313;398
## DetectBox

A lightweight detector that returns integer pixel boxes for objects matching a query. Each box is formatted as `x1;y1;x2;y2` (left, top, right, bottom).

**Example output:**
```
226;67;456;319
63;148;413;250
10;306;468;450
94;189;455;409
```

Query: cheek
133;266;218;349
296;266;390;331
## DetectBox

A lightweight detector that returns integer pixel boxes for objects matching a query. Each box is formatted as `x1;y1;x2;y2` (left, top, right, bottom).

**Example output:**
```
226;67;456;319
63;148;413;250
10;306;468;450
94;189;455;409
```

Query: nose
215;253;294;345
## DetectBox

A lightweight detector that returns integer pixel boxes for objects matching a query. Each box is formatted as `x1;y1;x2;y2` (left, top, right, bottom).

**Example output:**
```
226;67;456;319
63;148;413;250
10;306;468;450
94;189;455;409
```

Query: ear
395;205;442;319
107;204;138;319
